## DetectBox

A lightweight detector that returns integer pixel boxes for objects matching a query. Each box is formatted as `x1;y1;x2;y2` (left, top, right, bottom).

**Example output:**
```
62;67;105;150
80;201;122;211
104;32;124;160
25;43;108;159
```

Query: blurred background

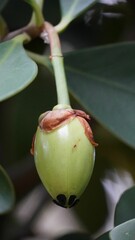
0;0;135;239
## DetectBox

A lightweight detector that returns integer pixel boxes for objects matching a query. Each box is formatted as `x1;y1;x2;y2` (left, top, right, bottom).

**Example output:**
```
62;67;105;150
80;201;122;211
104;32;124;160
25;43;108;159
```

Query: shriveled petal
30;134;36;155
37;108;98;146
73;109;90;121
39;109;75;131
77;116;98;147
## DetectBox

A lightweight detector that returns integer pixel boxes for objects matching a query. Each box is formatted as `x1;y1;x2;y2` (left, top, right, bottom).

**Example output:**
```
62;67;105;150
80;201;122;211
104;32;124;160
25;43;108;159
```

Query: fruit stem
41;21;70;106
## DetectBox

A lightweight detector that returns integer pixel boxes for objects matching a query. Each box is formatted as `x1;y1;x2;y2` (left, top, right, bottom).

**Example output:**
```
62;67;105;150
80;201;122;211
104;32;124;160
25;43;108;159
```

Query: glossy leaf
57;0;97;31
0;37;38;102
114;186;135;226
65;42;135;148
96;232;110;240
110;219;135;240
0;0;9;11
0;165;15;214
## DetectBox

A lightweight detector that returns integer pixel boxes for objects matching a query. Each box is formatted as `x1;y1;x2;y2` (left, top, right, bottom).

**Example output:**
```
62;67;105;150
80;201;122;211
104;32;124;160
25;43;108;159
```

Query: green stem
26;50;52;72
26;0;44;26
3;1;44;42
43;22;70;105
13;33;31;43
55;16;71;33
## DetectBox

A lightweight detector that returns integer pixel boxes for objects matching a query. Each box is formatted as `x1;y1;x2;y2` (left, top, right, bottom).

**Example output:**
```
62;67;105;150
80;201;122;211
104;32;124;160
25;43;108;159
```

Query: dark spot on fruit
53;199;67;208
73;139;81;150
53;194;79;208
57;194;66;205
68;195;76;205
53;194;67;208
68;195;79;208
69;198;79;208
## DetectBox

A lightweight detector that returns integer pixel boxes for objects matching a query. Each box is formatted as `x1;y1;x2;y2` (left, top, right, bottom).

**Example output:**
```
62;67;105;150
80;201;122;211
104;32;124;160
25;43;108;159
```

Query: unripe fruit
31;105;97;208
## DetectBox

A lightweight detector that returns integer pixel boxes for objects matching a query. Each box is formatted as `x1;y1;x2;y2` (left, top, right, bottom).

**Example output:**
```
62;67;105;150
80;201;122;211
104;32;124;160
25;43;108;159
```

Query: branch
2;23;44;42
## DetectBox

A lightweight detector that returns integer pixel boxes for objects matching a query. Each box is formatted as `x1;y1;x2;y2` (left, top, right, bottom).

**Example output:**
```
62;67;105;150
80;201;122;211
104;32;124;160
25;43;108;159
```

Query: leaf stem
55;16;71;33
3;25;42;42
26;50;52;72
25;0;44;26
42;22;70;105
13;33;31;43
2;0;45;42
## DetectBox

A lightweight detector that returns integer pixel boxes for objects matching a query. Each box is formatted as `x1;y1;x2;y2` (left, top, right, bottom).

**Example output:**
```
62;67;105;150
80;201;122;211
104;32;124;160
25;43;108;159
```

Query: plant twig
26;50;52;72
41;21;70;106
2;0;45;42
26;0;44;27
2;24;44;42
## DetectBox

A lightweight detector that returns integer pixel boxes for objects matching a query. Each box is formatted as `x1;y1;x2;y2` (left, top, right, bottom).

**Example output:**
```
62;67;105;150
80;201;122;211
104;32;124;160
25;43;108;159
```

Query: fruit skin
31;105;97;208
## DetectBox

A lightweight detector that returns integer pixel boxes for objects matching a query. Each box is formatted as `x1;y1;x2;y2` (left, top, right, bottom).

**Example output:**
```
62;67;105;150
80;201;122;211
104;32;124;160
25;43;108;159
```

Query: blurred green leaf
110;219;135;240
0;0;9;11
60;0;96;19
114;186;135;226
0;37;38;102
96;232;110;240
0;165;15;214
56;0;97;31
1;65;56;162
65;42;135;148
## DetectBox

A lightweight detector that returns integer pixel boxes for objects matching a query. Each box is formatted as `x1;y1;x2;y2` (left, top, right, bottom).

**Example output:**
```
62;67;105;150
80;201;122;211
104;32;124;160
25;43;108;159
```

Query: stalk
41;22;70;106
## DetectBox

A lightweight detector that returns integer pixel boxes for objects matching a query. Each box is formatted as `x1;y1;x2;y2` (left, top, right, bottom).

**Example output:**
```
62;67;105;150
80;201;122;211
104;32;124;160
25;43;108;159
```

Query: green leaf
110;219;135;240
60;0;96;19
0;0;9;11
56;0;97;32
96;232;110;240
0;37;38;102
0;165;15;214
114;186;135;226
65;42;135;148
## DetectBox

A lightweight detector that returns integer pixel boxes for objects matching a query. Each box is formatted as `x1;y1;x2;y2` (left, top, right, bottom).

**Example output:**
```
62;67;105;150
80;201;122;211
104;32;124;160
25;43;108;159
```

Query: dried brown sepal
78;116;98;147
73;110;98;146
30;134;36;155
74;109;90;121
38;109;98;147
39;109;75;131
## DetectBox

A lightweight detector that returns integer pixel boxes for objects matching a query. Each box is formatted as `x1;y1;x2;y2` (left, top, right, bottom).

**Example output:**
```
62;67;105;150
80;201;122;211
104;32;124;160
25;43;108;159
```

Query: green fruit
31;106;97;208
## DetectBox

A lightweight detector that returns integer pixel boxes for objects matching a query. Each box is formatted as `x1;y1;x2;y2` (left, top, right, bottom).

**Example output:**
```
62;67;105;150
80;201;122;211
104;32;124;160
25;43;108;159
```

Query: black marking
53;194;67;208
57;194;66;206
53;199;67;208
69;198;79;208
68;195;79;208
53;194;79;208
68;195;76;206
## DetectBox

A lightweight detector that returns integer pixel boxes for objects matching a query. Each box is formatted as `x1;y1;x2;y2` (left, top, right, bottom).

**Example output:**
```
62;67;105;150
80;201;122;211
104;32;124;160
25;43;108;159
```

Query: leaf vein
65;66;135;95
